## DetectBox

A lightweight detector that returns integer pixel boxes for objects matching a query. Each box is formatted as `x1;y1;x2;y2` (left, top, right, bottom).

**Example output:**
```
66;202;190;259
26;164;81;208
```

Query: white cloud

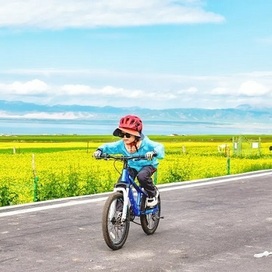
0;111;94;120
60;84;177;101
210;87;228;95
61;84;94;96
238;80;269;96
0;0;224;29
0;79;49;96
177;87;198;94
1;70;272;109
10;79;49;95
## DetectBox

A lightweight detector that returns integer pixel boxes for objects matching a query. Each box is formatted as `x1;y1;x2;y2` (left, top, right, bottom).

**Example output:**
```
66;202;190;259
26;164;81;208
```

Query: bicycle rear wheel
140;194;161;235
102;192;130;250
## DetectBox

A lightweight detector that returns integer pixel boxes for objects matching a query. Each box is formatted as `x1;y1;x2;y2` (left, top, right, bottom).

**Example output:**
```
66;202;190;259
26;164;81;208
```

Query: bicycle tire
102;192;130;250
140;194;161;235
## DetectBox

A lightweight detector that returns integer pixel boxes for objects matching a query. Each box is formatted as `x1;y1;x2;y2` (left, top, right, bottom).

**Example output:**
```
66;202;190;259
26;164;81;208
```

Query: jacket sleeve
153;142;165;159
97;140;123;154
144;137;164;159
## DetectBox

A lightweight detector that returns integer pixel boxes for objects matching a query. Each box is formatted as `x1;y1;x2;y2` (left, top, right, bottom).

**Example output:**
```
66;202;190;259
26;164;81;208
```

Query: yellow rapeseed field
0;136;272;206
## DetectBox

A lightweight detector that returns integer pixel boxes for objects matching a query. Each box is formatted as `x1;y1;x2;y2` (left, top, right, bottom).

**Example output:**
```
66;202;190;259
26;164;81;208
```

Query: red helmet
113;115;143;137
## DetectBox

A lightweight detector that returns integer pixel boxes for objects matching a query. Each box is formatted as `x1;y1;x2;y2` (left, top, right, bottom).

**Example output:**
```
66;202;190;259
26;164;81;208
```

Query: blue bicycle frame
114;165;159;222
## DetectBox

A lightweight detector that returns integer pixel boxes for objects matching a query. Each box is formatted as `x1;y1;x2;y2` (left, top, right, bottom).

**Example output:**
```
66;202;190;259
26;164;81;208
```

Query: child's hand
145;151;155;160
93;149;102;158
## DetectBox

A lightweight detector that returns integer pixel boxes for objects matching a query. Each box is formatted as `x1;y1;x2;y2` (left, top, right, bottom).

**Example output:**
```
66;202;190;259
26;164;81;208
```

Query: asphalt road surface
1;170;272;272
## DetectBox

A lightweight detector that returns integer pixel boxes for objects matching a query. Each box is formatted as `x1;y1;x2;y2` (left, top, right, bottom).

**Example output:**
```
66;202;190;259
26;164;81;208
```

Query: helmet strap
127;137;140;152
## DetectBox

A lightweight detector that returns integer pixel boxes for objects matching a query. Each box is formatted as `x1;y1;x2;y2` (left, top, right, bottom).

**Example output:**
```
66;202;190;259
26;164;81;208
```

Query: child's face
120;131;136;144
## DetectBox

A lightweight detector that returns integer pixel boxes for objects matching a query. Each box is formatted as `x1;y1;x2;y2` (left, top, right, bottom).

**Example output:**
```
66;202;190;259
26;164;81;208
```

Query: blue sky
0;0;272;112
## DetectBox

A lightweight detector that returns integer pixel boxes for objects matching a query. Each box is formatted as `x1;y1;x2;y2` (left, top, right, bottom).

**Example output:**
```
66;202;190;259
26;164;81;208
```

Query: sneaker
146;190;159;207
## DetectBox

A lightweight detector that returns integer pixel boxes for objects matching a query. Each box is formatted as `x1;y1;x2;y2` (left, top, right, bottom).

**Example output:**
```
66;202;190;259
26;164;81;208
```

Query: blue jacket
98;136;165;172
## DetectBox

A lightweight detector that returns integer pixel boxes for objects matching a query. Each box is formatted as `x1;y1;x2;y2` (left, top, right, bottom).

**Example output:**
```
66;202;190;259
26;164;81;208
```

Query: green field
1;134;272;207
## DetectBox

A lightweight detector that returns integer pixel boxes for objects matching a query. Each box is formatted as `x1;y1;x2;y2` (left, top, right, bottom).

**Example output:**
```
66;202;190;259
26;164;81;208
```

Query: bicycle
98;153;163;250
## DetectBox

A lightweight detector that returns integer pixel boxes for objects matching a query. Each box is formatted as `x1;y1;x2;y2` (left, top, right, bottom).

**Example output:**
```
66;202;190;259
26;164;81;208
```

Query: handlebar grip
100;153;110;159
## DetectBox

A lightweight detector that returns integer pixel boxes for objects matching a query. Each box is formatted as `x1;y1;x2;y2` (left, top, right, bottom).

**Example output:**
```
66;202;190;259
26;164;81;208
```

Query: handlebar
97;153;157;161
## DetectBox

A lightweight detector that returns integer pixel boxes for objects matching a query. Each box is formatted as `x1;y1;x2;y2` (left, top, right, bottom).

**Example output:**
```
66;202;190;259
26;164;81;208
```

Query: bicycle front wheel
140;194;161;235
102;192;130;250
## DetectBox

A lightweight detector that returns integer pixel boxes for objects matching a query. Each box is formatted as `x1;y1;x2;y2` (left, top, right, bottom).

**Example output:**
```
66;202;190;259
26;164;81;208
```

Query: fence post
226;145;231;175
32;154;39;202
227;157;230;175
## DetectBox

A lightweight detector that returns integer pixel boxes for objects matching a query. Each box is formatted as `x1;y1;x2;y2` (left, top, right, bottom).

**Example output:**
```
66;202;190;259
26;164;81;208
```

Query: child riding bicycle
93;114;165;207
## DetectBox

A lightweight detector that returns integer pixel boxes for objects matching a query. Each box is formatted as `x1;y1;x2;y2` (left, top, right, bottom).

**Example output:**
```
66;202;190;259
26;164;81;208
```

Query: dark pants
128;166;157;197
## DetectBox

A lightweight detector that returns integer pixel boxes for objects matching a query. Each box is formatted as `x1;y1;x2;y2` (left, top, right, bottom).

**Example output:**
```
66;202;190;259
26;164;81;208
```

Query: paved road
1;170;272;272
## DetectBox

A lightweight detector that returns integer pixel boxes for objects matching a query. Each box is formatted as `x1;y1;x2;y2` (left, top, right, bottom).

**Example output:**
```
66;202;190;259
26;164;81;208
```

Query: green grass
0;147;87;154
1;134;272;143
0;134;112;143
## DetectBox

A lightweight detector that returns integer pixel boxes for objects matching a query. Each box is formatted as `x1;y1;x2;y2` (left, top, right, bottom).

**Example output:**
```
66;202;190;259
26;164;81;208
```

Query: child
93;114;165;207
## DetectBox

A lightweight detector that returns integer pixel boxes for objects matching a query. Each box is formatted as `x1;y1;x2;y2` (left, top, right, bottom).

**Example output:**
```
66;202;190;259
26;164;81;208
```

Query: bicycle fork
113;186;129;223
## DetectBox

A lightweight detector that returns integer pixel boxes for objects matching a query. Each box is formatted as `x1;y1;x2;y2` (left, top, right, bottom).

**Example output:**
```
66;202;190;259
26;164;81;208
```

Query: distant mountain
0;100;272;123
